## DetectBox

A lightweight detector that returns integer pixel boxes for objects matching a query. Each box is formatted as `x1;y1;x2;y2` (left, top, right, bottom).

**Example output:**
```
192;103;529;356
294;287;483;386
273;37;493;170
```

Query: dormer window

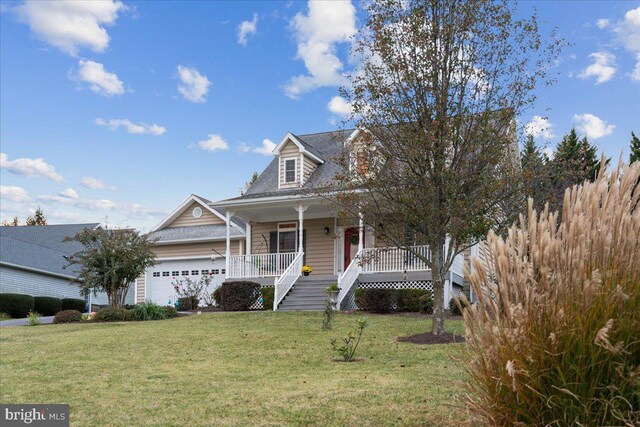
284;158;297;183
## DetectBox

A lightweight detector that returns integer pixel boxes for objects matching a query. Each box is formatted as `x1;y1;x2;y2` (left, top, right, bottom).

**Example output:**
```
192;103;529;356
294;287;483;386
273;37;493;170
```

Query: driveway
0;316;55;327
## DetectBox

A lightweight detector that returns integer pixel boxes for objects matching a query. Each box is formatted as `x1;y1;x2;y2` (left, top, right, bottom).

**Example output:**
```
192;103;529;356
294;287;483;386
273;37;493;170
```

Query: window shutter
269;232;277;254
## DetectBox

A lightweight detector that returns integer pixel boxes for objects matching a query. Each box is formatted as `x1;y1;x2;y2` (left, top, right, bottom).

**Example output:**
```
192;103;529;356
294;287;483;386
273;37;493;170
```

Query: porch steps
278;276;337;311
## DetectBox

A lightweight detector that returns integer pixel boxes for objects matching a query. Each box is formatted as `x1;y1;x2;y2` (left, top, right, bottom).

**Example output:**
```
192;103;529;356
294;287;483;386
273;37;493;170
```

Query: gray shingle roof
232;129;353;201
0;223;100;279
150;225;244;243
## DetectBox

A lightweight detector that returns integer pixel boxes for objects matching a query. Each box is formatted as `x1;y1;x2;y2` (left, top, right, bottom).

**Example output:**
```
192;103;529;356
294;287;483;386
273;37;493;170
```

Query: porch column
245;222;252;255
295;204;308;253
358;211;364;252
225;210;234;279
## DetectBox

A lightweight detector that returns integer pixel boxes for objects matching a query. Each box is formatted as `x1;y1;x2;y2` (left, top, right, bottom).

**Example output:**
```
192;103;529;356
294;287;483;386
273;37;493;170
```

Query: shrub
130;301;167;321
163;306;178;318
362;288;395;314
61;298;87;312
448;298;462;316
354;288;366;310
0;312;10;321
94;307;131;322
0;293;34;318
331;317;368;361
33;296;62;316
260;287;274;310
177;297;198;311
54;309;83;324
463;163;640;426
419;294;434;314
216;281;261;311
396;289;430;312
212;287;221;307
27;311;41;326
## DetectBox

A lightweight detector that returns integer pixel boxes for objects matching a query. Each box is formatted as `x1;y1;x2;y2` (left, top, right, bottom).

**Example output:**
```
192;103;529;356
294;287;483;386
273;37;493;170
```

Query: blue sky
1;1;639;230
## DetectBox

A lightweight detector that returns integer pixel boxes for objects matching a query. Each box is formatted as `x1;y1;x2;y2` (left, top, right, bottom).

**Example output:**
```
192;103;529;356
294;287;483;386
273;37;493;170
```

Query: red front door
344;227;363;269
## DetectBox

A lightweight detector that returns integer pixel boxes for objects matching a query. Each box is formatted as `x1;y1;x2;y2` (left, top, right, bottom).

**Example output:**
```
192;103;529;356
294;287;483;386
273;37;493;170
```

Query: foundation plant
462;162;640;426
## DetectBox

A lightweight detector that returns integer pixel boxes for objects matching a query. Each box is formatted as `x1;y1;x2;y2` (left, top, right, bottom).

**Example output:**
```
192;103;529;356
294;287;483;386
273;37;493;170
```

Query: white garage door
146;257;226;307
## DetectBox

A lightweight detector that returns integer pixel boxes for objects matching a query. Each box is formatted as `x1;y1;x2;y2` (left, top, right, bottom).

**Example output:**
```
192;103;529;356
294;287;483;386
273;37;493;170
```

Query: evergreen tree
25;207;47;226
521;135;550;213
630;132;640;164
1;216;20;227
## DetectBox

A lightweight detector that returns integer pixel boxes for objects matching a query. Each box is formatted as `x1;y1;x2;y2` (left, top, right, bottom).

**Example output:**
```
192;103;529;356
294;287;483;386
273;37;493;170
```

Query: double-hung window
284;158;296;183
278;222;297;253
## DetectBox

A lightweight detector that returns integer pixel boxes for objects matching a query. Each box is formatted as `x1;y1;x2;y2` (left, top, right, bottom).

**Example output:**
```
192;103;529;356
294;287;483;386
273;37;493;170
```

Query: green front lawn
0;312;468;426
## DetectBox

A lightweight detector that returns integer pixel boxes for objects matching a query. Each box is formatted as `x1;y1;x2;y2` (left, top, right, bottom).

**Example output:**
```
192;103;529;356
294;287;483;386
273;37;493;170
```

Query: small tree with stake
324;0;563;335
65;227;157;307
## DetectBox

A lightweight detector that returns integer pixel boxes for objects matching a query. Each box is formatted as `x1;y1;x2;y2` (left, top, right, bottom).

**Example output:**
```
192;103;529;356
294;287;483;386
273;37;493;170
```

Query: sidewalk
0;316;55;327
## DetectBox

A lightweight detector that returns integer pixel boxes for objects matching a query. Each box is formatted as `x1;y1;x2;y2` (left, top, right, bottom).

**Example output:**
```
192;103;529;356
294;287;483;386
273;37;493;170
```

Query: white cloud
596;19;610;29
80;176;105;190
614;6;640;81
196;134;229;152
73;60;124;96
95;118;166;136
543;147;555;160
524;116;555;140
284;1;356;99
327;96;352;117
15;0;124;56
58;187;79;199
37;194;166;220
578;51;616;84
0;186;30;203
177;65;211;103
238;13;258;46
573;113;615;139
238;139;276;156
0;152;63;182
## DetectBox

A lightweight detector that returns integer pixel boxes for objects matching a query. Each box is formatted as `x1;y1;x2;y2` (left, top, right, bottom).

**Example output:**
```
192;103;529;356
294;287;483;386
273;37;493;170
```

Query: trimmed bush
53;309;83;324
212;287;221;307
362;288;395;314
163;306;178;318
260;287;274;310
448;298;462;316
354;288;366;310
130;301;167;321
33;296;62;316
396;289;430;312
419;294;434;314
177;296;198;311
94;307;131;322
61;298;86;312
0;293;34;318
216;281;261;311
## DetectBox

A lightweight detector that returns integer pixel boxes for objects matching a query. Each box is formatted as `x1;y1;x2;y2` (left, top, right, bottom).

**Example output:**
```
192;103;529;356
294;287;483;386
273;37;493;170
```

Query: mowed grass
0;312;468;426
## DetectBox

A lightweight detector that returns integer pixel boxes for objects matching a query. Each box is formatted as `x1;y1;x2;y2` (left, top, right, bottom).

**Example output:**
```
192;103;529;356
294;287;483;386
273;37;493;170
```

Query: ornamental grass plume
462;160;640;426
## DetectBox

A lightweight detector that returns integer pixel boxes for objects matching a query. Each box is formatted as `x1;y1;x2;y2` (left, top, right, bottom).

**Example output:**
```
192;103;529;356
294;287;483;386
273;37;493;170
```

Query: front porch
218;196;465;311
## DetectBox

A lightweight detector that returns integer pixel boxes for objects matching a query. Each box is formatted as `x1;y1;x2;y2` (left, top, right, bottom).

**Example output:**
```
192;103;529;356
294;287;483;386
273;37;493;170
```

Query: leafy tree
25;207;47;226
1;216;20;227
630;131;640;164
65;227;157;307
325;0;562;334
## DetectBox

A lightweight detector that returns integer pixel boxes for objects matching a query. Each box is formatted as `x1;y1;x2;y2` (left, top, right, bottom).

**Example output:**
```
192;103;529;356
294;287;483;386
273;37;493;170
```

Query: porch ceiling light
323;226;330;235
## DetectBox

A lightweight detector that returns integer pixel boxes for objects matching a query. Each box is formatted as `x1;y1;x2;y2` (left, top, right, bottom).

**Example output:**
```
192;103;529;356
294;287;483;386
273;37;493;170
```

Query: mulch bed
397;332;465;345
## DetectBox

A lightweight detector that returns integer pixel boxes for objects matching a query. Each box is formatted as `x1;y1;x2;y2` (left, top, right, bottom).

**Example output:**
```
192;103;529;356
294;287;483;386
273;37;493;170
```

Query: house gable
167;201;225;228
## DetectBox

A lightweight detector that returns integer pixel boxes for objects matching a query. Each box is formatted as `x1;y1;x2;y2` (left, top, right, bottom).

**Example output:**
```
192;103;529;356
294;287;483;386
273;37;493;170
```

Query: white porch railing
273;252;304;310
228;253;297;278
360;245;431;273
337;251;362;309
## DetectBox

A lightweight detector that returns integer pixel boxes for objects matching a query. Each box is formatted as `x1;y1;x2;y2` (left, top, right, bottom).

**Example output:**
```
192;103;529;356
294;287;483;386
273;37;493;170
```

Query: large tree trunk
430;244;446;335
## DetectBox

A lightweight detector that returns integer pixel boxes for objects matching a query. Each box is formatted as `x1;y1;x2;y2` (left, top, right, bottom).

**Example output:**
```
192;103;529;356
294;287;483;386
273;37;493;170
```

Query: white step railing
273;252;304;310
337;251;362;310
360;245;431;273
228;253;297;278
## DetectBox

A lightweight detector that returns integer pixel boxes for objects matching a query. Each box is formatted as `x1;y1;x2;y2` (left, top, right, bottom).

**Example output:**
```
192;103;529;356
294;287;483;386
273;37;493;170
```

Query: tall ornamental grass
462;162;640;426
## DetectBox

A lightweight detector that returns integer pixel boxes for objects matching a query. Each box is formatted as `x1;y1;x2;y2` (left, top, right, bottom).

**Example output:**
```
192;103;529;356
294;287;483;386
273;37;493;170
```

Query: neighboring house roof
0;223;100;280
229;129;354;201
149;224;244;244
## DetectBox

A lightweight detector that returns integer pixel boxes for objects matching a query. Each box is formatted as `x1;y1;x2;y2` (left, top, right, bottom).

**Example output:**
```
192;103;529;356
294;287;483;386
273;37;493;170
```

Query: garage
146;257;226;307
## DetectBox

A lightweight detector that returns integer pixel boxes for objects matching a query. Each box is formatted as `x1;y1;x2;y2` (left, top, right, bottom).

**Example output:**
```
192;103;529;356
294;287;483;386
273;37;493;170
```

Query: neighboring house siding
153;241;242;258
0;266;83;299
136;275;145;303
167;202;225;228
279;141;300;189
249;218;335;275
